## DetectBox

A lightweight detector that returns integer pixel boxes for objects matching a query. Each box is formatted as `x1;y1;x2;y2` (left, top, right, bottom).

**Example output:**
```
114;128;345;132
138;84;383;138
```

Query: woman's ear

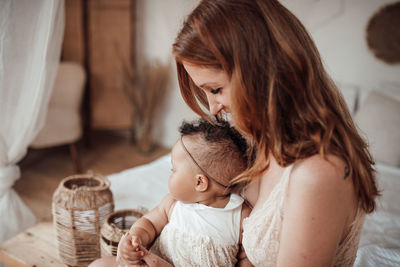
195;174;209;192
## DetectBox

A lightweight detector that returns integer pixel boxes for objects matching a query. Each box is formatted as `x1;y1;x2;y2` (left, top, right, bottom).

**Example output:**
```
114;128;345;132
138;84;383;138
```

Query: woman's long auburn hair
173;0;378;213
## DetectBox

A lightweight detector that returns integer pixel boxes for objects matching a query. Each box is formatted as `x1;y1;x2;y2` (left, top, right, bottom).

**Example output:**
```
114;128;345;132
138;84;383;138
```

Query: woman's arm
277;155;357;267
236;202;254;267
139;244;173;267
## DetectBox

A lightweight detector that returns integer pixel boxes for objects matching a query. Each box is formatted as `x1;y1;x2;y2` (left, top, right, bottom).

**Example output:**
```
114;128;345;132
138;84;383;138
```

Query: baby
90;119;251;267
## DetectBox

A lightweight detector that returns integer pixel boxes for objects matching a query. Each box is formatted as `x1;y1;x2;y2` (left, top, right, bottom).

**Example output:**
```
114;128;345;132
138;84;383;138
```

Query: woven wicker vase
52;173;114;266
100;209;146;257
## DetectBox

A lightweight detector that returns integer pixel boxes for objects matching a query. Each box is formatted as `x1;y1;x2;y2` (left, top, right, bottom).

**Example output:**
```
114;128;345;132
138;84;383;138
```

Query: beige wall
282;0;400;99
136;0;199;148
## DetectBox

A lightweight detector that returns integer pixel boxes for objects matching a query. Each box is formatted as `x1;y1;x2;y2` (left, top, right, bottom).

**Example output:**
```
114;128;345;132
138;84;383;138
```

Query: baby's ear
195;174;209;192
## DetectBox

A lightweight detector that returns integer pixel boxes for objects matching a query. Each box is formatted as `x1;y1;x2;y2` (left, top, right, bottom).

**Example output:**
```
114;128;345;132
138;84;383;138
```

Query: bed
108;86;400;266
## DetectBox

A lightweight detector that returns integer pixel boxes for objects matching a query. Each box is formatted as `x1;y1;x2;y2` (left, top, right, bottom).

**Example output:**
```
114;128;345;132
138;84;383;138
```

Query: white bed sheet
354;163;400;267
108;154;400;266
109;154;171;211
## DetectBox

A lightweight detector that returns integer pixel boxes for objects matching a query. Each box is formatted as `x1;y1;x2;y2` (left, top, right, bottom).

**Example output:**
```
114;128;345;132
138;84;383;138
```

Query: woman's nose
208;98;223;115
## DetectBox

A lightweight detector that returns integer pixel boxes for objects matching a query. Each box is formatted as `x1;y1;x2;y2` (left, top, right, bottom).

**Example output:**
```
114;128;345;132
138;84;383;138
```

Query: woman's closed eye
210;87;222;94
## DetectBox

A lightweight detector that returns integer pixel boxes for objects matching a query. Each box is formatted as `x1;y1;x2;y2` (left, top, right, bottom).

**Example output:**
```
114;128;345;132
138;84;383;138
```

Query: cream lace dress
150;193;243;267
242;165;365;267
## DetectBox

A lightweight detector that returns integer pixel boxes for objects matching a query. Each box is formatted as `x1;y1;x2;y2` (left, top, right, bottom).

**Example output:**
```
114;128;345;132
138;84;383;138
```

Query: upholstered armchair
30;62;86;172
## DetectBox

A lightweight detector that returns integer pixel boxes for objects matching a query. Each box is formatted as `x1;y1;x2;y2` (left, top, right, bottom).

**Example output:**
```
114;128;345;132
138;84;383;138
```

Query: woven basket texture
100;208;146;257
52;173;114;266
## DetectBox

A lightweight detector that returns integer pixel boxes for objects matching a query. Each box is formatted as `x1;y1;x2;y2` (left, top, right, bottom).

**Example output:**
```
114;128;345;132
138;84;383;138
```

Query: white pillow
354;90;400;167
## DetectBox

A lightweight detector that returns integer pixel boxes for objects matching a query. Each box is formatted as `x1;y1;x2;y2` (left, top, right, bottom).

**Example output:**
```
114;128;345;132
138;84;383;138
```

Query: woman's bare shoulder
291;154;350;189
288;153;356;213
277;154;357;266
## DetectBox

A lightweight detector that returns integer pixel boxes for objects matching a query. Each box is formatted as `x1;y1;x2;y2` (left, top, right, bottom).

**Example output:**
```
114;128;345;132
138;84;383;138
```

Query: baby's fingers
119;247;145;265
117;233;143;264
131;235;141;248
118;233;133;252
137;244;149;255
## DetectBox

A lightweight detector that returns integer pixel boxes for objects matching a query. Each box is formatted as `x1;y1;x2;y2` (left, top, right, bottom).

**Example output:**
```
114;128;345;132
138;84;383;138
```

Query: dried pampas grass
122;59;171;153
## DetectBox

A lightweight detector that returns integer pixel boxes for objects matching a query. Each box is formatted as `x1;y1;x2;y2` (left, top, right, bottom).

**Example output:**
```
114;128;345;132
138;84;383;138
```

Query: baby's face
168;140;200;203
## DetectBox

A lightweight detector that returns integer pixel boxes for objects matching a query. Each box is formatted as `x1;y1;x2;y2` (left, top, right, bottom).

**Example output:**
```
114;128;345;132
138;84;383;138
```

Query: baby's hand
117;232;145;266
131;235;142;252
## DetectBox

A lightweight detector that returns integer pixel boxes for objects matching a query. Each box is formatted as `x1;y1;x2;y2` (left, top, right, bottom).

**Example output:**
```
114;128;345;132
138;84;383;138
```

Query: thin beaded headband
180;136;231;189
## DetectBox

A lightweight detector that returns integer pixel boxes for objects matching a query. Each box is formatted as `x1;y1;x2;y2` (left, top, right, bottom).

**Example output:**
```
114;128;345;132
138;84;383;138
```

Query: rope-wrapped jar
52;173;114;266
100;208;147;257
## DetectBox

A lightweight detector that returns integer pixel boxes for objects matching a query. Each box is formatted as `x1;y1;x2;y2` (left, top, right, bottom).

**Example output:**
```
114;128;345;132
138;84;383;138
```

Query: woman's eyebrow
199;82;219;89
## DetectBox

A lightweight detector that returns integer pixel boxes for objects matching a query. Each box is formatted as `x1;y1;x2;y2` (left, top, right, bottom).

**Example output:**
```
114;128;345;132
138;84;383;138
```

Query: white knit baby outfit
150;193;244;267
242;164;365;267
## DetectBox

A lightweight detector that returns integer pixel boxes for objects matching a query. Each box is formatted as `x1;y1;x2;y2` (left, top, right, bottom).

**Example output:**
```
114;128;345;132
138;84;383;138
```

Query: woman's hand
116;232;146;266
139;244;173;267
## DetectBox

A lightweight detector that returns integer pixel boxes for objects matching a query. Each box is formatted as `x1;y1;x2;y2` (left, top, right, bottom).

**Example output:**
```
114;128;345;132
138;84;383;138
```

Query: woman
172;0;378;266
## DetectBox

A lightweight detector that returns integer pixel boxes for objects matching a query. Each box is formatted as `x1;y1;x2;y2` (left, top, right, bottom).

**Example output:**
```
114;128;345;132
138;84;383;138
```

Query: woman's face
183;62;232;116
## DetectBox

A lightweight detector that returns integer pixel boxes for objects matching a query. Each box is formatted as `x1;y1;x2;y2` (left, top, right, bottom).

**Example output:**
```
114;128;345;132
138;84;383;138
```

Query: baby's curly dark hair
179;118;248;187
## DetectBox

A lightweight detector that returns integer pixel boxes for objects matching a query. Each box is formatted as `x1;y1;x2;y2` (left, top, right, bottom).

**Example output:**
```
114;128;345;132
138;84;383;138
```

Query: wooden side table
0;221;65;267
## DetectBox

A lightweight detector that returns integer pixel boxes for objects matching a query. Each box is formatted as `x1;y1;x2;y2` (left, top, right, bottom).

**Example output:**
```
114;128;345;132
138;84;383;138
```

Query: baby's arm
236;203;253;267
117;194;176;266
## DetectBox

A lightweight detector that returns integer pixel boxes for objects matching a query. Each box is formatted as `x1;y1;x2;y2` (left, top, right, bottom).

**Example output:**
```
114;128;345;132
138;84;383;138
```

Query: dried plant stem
122;59;171;153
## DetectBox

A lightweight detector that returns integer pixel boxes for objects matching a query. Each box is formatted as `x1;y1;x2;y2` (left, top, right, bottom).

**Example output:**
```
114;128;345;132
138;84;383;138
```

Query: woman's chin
219;111;234;124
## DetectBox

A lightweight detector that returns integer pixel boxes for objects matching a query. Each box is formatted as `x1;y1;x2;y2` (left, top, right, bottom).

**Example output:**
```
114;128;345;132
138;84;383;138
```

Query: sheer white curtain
0;0;64;242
